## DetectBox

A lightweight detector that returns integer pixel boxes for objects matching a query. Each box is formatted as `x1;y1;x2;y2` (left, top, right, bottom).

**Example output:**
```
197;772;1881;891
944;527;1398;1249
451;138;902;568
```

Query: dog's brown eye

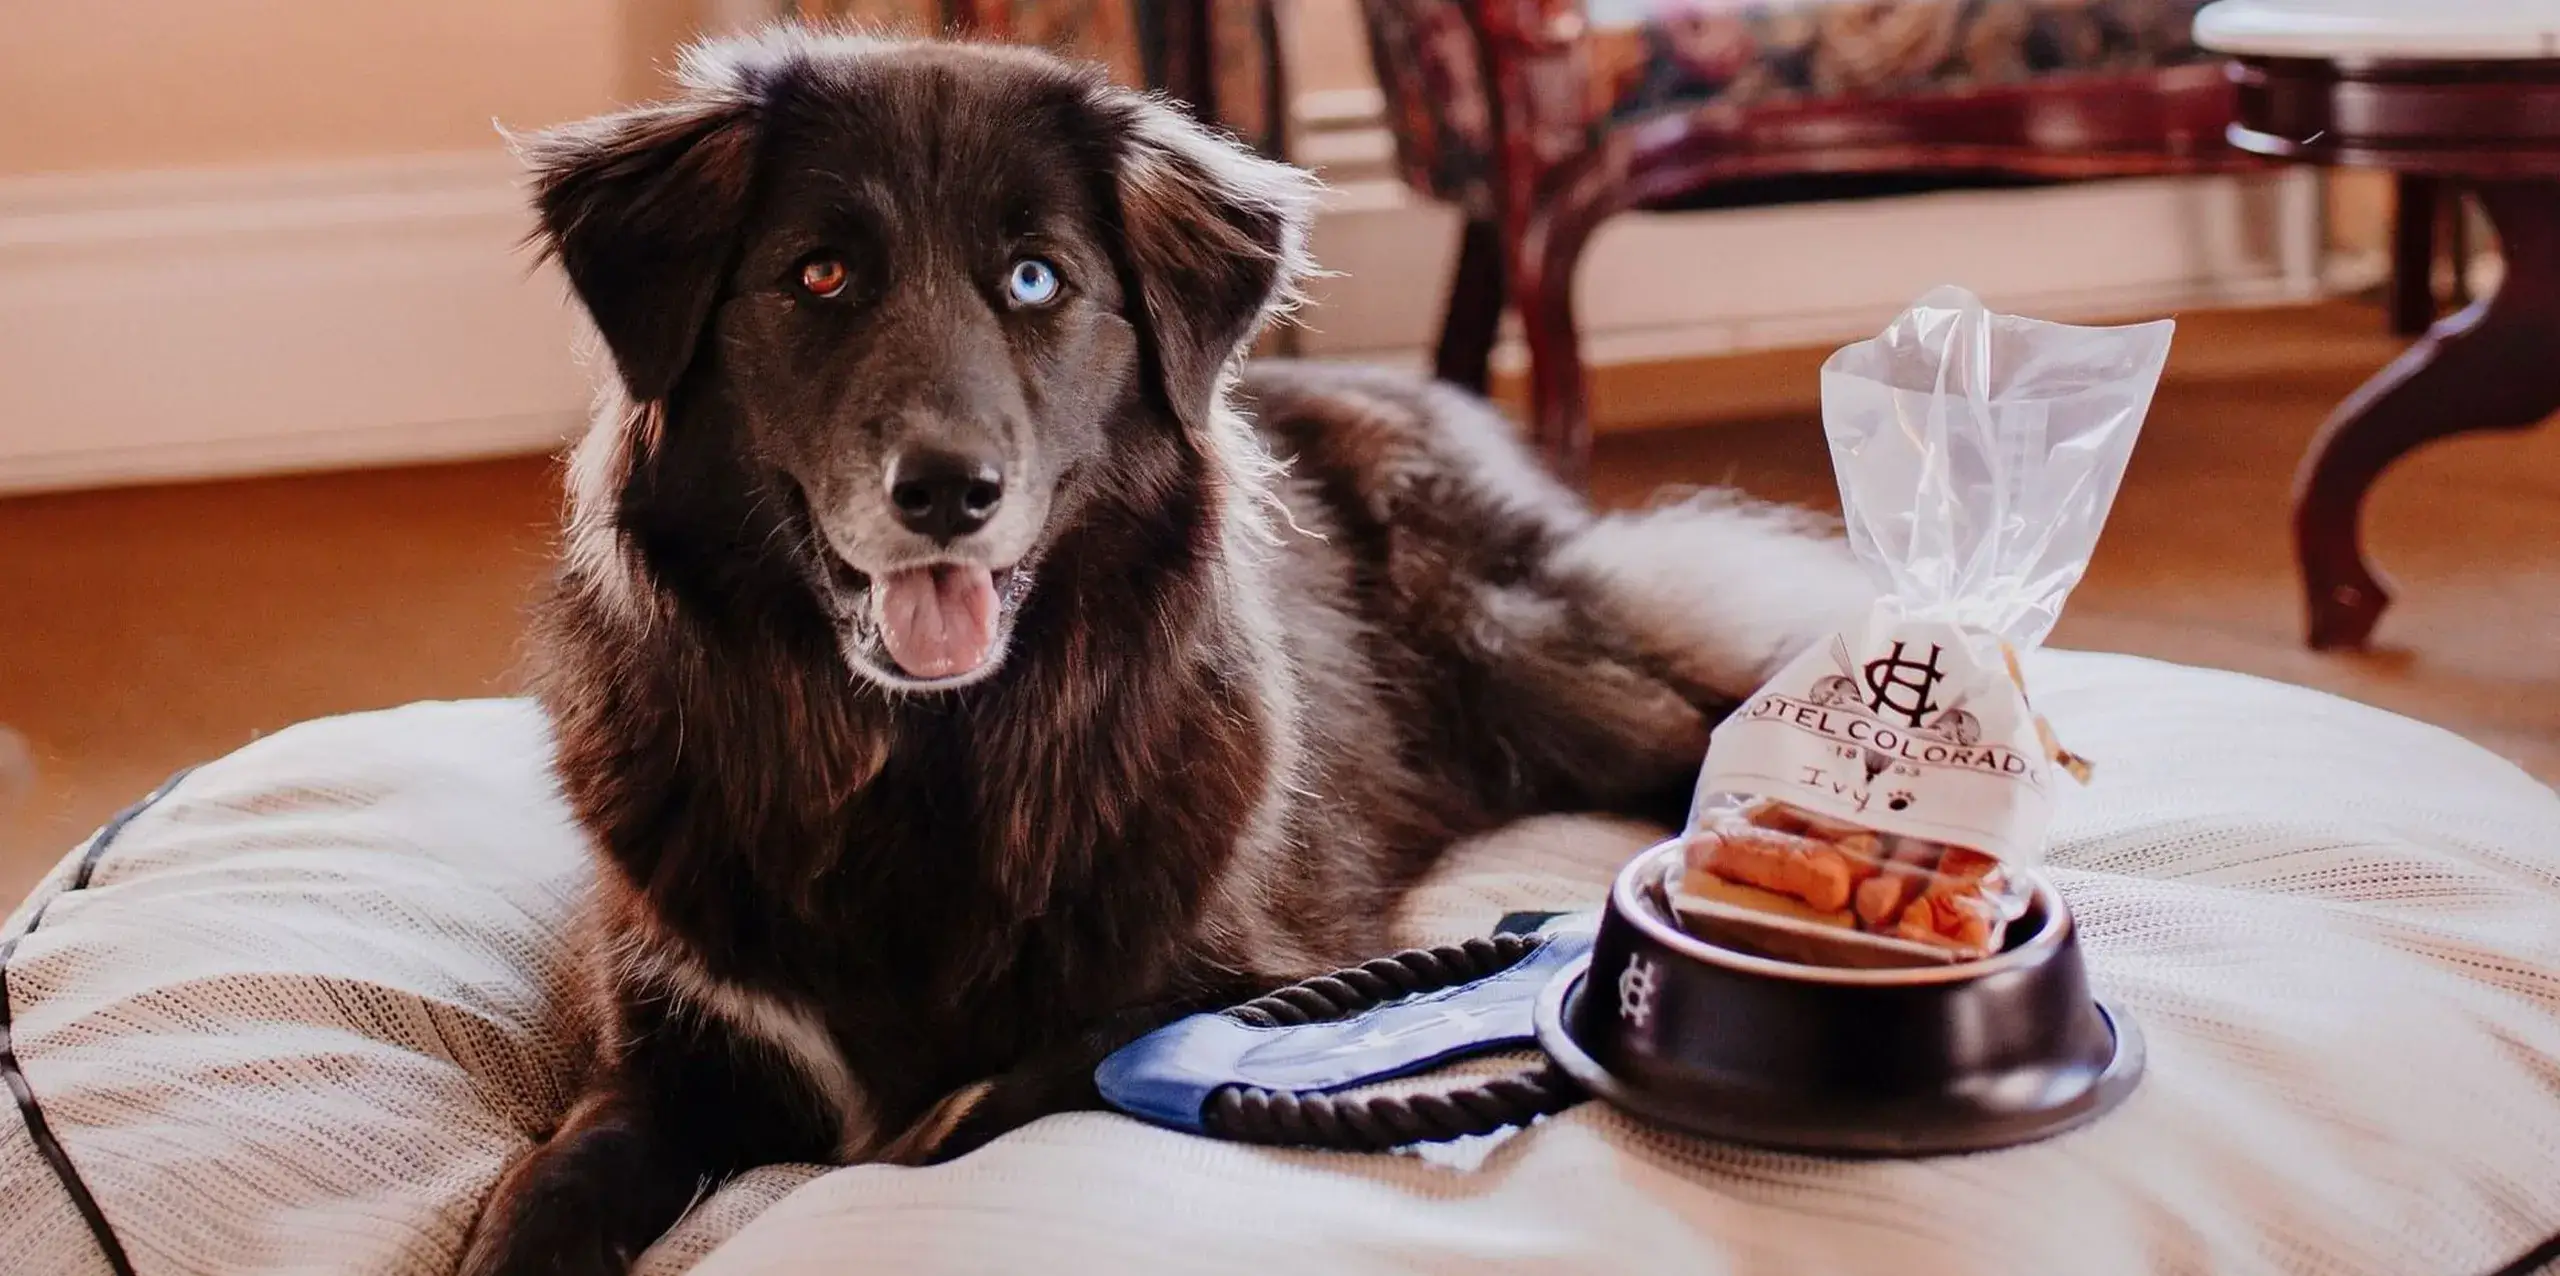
799;256;850;299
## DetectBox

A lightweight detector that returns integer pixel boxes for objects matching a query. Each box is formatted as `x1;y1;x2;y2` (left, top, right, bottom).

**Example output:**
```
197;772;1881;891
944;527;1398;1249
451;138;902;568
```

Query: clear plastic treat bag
1675;286;2174;967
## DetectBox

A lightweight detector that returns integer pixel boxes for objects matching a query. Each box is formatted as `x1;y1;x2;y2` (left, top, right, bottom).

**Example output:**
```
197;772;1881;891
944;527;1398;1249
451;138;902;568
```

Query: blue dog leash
1095;913;1593;1148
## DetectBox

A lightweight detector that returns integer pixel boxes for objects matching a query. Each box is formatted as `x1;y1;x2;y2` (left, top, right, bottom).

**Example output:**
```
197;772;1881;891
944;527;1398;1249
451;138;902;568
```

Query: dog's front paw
459;1090;707;1276
458;1220;636;1276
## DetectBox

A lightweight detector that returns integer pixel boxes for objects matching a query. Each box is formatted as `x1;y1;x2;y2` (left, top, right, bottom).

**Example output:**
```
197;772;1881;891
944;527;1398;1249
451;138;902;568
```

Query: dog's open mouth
819;551;1028;688
783;480;1032;688
871;562;1016;680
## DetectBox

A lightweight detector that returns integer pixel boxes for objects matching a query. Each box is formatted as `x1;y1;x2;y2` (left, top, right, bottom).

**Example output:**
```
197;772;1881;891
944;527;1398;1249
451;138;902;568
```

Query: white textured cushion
3;653;2556;1276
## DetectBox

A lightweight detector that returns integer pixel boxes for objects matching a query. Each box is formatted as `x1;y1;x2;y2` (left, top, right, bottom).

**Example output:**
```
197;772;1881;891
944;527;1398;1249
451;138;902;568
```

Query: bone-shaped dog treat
1687;817;1858;913
1678;800;2014;964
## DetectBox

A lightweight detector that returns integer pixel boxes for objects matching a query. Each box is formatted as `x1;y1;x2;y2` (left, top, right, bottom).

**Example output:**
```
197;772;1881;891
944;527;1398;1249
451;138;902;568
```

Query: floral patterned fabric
1360;0;1504;214
1362;0;2215;216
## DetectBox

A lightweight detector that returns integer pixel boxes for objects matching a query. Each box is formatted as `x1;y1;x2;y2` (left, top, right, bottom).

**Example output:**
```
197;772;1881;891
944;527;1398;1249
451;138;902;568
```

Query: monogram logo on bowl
1617;955;1660;1029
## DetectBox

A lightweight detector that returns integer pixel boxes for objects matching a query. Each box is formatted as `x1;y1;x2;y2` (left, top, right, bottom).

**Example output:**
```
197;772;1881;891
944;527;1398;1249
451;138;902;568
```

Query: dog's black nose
886;448;1005;542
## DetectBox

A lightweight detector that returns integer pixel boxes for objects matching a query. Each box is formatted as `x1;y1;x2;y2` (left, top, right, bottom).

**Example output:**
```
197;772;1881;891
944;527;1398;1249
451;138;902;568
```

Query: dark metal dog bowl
1531;841;2143;1155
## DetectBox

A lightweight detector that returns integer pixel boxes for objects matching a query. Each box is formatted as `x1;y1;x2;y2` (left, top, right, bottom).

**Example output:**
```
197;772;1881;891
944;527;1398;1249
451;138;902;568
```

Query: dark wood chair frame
1425;5;2252;483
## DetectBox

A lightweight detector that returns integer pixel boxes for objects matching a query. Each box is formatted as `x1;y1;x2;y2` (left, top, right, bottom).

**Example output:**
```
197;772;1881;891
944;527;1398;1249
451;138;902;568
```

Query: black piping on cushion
2487;1230;2560;1276
0;770;191;1276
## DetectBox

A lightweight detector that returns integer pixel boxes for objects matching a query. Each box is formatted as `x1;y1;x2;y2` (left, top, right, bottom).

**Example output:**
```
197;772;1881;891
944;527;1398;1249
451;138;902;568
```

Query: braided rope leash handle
1198;934;1586;1151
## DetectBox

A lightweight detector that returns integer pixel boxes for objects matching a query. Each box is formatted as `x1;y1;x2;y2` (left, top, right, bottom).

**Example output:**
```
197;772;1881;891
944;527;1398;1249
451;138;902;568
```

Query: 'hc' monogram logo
1862;641;1946;728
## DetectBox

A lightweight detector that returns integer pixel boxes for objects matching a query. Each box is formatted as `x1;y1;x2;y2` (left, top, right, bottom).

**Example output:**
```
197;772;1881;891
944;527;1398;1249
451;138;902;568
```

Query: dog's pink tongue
876;564;999;679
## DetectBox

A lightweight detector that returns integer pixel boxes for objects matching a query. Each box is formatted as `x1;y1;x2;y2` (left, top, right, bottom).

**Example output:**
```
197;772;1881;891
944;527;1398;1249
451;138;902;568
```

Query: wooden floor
3;301;2555;909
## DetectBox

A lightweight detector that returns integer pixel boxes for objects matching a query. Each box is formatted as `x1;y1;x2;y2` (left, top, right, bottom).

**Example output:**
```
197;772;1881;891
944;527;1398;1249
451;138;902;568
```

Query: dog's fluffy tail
1550;490;1875;703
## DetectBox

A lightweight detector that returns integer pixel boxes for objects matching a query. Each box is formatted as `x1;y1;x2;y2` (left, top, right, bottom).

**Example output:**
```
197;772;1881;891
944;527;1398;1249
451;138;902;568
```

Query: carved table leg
2296;179;2560;649
2389;175;2440;337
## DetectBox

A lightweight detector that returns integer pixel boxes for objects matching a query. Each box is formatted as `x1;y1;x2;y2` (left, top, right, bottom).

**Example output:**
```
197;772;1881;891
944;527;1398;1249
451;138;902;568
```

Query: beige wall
0;0;669;177
1283;0;1375;96
0;0;1350;179
2329;170;2392;258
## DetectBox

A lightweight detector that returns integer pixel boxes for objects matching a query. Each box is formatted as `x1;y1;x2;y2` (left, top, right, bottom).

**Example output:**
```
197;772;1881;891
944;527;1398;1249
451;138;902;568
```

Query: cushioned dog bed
5;652;2558;1276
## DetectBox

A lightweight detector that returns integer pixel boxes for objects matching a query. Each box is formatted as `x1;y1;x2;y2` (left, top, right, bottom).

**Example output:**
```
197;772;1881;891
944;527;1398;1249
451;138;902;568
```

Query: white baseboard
0;152;589;496
2323;246;2505;303
1297;169;2328;369
0;147;2325;495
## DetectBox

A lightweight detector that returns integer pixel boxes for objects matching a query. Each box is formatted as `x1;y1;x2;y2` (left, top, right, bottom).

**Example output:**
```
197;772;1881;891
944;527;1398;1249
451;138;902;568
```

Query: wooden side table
2197;1;2560;649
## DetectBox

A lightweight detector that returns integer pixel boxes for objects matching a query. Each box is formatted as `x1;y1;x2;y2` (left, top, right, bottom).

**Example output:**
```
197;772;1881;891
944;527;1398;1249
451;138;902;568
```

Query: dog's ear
1100;95;1318;431
518;95;759;403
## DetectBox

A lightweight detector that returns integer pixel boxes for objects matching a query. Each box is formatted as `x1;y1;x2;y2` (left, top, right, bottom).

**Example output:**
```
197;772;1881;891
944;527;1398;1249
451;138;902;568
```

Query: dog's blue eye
1005;258;1062;308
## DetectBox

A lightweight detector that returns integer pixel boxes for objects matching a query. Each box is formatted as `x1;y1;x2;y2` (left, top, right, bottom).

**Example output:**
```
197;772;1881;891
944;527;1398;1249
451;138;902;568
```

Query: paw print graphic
1886;790;1915;811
